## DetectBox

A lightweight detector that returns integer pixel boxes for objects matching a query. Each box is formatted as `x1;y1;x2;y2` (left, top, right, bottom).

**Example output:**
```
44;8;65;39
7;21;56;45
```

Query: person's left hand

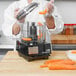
47;0;54;14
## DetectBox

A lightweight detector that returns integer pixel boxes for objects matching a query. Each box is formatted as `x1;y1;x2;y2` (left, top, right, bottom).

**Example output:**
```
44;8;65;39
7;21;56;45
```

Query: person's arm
12;8;25;35
48;6;64;34
2;2;23;38
44;0;55;29
44;0;64;34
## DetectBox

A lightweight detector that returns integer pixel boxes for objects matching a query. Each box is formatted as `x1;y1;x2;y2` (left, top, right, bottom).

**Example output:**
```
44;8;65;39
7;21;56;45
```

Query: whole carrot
44;59;76;65
48;63;76;70
44;59;64;64
40;59;76;69
40;59;64;68
58;59;76;65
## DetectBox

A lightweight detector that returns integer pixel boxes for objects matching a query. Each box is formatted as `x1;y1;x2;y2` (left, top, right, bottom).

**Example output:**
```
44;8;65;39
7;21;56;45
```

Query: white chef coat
2;0;64;43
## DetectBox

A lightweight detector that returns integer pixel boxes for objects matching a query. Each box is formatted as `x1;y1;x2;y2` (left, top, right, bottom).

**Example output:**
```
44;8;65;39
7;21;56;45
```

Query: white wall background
0;1;14;31
55;0;76;23
0;0;76;31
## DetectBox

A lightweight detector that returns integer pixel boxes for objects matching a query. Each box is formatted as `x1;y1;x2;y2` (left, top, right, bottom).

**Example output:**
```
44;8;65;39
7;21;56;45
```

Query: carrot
38;36;41;39
40;59;63;68
38;22;43;26
38;30;43;39
44;59;64;64
58;59;76;65
48;63;76;70
22;38;32;41
40;59;76;70
71;51;76;54
39;9;48;15
40;64;48;68
44;59;76;65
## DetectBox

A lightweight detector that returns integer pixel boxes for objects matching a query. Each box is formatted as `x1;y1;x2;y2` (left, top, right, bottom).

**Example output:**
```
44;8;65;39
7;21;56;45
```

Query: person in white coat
2;0;64;43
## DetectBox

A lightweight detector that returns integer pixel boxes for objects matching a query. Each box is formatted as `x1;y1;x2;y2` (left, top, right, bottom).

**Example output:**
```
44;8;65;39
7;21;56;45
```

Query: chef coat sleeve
49;6;64;34
2;1;21;39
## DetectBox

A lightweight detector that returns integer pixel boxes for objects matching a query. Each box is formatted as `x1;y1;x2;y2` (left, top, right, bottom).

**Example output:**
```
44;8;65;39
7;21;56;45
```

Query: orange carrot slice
39;8;48;15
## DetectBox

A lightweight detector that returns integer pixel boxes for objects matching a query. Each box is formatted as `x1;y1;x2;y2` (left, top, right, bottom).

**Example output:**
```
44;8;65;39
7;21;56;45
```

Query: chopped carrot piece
38;36;41;39
38;22;43;26
38;30;43;39
22;38;32;41
39;8;48;15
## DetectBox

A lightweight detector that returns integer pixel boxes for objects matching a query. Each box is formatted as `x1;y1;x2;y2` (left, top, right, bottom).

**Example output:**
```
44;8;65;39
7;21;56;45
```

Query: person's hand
47;0;54;14
13;8;25;35
14;8;25;23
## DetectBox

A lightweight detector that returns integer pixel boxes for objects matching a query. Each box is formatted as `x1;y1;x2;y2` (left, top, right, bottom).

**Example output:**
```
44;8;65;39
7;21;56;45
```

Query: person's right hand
14;8;25;23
